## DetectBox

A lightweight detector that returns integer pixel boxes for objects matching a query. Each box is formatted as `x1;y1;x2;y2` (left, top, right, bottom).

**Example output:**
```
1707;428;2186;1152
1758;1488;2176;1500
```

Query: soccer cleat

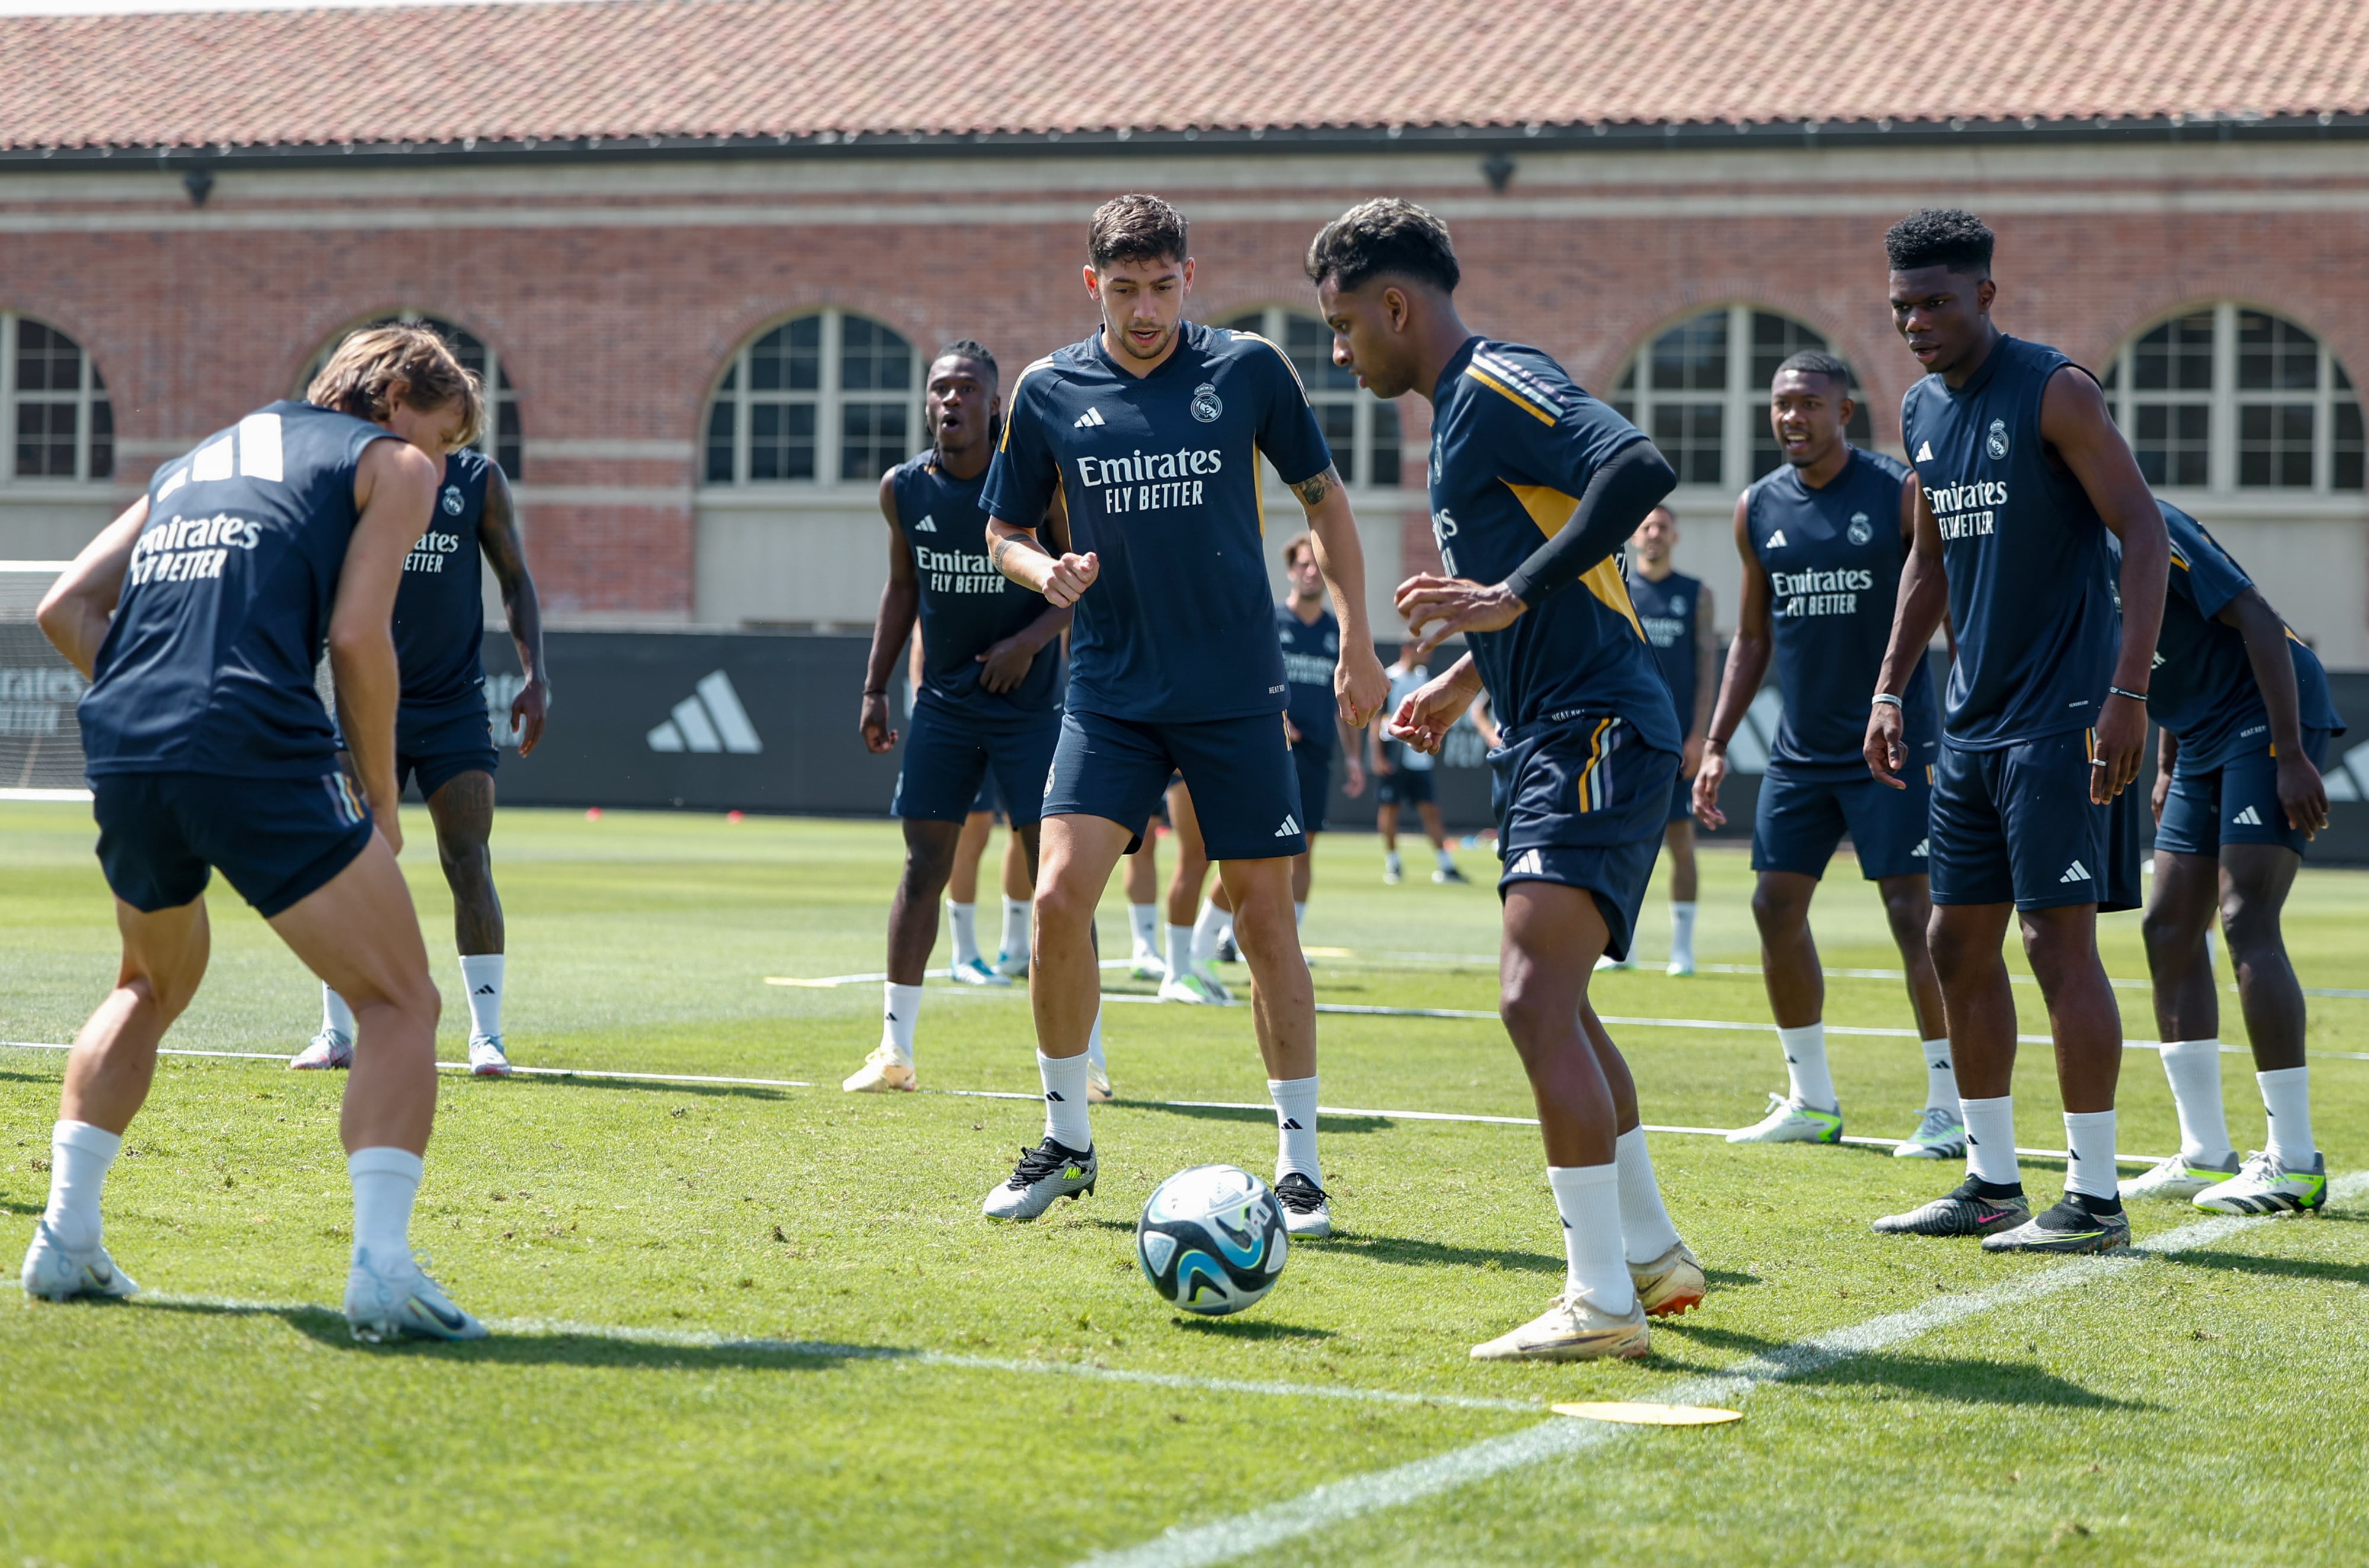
290;1028;354;1071
981;1139;1096;1221
2193;1149;2326;1214
948;956;1012;988
1726;1093;1843;1145
994;950;1030;980
1085;1054;1114;1104
1159;969;1231;1005
343;1248;489;1342
1382;862;1404;885
1892;1106;1969;1160
1980;1196;2132;1254
20;1220;139;1302
842;1043;917;1094
1629;1239;1705;1318
1665;956;1696;978
1273;1172;1333;1239
1593;952;1636;972
1873;1177;2031;1238
467;1035;513;1078
2118;1149;2239;1201
1469;1289;1650;1363
1432;865;1470;885
1214;930;1239;964
1129;944;1166;984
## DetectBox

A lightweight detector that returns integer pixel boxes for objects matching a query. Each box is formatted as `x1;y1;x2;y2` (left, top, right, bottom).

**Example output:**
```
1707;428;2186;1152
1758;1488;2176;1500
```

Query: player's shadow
1169;1316;1334;1341
1319;1232;1566;1275
0;1198;44;1216
2161;1248;2369;1287
494;1073;793;1104
1643;1322;2152;1409
1119;1101;1395;1135
1;1068;64;1085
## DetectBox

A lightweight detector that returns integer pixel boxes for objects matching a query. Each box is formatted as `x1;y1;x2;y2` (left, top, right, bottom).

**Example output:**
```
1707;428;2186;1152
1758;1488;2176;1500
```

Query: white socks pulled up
459;953;503;1040
43;1119;121;1252
1268;1077;1320;1187
881;981;923;1059
2156;1038;2230;1161
1547;1164;1636;1316
1614;1127;1681;1264
2258;1065;2316;1167
1038;1051;1093;1151
1962;1094;2020;1187
1922;1039;1959;1114
947;901;981;968
2062;1110;2118;1201
321;984;358;1041
349;1146;423;1271
1000;897;1031;966
1777;1023;1836;1110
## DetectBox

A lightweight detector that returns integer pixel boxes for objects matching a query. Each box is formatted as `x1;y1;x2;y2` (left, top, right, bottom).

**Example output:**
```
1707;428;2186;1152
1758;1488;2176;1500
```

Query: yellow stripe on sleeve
1465;365;1557;425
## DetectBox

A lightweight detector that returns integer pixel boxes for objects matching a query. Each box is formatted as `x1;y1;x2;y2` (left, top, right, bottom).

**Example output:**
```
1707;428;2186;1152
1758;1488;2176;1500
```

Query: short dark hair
932;339;999;387
1304;198;1460;294
1281;530;1316;567
1885;208;1994;277
1774;349;1853;393
1089;194;1188;269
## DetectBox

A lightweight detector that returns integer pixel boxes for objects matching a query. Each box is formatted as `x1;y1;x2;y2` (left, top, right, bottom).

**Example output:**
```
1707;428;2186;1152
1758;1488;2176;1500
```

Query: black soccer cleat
1873;1177;2031;1238
1273;1171;1333;1239
1981;1194;2132;1254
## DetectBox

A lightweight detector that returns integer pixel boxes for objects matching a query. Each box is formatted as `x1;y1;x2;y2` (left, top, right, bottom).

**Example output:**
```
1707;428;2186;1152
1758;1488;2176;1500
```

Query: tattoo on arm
1290;467;1338;509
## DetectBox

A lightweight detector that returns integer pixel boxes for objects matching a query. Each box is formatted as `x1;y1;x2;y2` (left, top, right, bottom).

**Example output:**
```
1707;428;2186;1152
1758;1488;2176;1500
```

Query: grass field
4;800;2366;1566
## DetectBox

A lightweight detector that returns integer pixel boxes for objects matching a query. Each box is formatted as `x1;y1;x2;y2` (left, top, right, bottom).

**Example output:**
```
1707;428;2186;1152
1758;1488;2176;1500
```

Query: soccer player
294;426;550;1078
1370;648;1464;883
909;629;1031;987
1122;813;1167;980
980;194;1388;1234
2123;502;2339;1212
1694;351;1960;1157
1622;507;1714;975
850;340;1098;1096
1866;209;2168;1254
23;325;490;1341
1160;776;1235;1004
1313;197;1702;1360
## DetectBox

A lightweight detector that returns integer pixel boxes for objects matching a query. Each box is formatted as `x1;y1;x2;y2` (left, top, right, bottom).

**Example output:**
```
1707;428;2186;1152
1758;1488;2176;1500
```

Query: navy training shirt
1629;568;1704;737
981;322;1331;724
1745;447;1940;776
2146;502;2342;770
1902;335;2120;749
891;452;1061;716
80;400;391;777
1276;601;1341;753
1424;337;1683;755
390;447;492;711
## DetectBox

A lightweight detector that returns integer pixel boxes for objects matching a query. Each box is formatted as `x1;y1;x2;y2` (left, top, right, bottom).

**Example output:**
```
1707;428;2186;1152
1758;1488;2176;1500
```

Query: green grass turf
3;801;2364;1566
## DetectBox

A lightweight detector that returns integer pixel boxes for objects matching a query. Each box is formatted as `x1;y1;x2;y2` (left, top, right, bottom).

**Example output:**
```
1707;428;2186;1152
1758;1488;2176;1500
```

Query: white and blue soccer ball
1137;1164;1288;1316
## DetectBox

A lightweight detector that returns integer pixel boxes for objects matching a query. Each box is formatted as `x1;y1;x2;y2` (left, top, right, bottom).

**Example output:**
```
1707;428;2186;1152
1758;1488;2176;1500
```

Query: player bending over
981;194;1388;1234
1694;351;1959;1156
1371;647;1465;885
1867;209;2168;1254
1613;507;1713;975
1314;198;1703;1361
25;326;491;1341
2123;503;2338;1212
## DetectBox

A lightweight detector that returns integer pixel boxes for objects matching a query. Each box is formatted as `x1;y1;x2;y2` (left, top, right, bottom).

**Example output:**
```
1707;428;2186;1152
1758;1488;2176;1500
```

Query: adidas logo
1915;440;1934;461
473;984;496;995
1912;837;1930;857
1280;1118;1305;1130
1767;529;1787;548
1275;815;1301;837
911;513;938;534
2059;860;2091;884
1073;407;1107;428
1046;1090;1066;1101
1509;848;1542;876
646;670;764;755
2232;805;2263;825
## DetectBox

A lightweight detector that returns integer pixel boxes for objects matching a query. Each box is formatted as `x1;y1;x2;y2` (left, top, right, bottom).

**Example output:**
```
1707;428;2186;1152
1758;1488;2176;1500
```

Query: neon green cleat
1726;1093;1842;1145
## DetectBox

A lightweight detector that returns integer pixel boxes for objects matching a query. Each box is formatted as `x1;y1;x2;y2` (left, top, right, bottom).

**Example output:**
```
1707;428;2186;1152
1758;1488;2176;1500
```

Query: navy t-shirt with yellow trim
980;322;1332;724
1424;336;1682;756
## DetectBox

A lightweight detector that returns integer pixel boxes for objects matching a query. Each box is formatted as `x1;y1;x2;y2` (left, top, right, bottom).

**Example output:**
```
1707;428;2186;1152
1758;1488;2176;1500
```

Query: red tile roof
5;0;2367;153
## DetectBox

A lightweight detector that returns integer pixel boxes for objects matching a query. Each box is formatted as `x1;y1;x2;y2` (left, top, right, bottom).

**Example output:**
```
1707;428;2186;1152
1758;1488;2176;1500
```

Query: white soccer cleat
1086;1056;1115;1103
1593;952;1636;972
1159;969;1231;1005
1469;1289;1649;1363
843;1043;917;1094
20;1220;139;1302
948;957;1012;988
1892;1105;1969;1160
981;1139;1096;1221
2193;1149;2326;1214
1665;956;1695;978
467;1034;513;1078
994;950;1030;980
1273;1172;1333;1239
2118;1150;2239;1201
1128;941;1166;983
1628;1239;1705;1318
1725;1092;1843;1145
344;1249;487;1342
290;1029;353;1070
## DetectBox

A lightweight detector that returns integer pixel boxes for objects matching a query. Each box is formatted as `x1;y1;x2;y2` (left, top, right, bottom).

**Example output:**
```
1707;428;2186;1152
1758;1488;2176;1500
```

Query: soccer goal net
0;561;90;793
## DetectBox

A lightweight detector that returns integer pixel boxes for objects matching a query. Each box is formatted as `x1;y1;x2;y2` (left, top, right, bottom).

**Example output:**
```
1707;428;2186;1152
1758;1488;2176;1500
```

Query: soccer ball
1137;1164;1288;1316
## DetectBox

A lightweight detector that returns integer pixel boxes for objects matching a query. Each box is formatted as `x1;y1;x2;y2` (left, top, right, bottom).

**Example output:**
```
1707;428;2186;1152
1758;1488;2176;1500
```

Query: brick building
5;0;2368;672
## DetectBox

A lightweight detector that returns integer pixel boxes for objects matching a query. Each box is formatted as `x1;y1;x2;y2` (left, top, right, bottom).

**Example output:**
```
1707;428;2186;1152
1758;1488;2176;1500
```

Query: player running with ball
1312;198;1703;1361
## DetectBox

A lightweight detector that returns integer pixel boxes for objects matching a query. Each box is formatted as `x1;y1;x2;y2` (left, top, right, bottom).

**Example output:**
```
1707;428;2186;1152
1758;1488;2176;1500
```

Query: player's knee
1497;972;1564;1046
120;967;199;1025
2139;900;2195;963
1750;879;1803;934
1926;919;1979;982
1031;873;1097;934
438;836;493;894
2218;893;2283;960
1880;886;1927;943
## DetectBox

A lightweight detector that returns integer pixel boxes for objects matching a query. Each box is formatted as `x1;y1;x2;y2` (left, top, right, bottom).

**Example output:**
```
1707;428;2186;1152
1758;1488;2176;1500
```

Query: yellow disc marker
1551;1402;1743;1426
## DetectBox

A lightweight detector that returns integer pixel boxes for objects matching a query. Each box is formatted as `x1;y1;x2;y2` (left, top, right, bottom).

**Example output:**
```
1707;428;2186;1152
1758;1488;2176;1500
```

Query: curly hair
1304;198;1460;294
1883;208;1995;278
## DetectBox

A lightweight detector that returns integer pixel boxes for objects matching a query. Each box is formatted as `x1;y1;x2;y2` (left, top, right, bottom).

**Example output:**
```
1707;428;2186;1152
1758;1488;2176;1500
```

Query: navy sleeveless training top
390;448;492;709
1629;569;1702;734
891;453;1060;718
1901;335;2120;749
80;400;390;777
1745;447;1938;776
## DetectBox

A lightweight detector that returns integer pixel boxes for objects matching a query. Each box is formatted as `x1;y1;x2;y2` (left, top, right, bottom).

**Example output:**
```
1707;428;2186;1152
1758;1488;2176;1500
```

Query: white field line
1072;1172;2369;1568
0;1040;813;1090
1385;952;2369;1003
0;787;93;803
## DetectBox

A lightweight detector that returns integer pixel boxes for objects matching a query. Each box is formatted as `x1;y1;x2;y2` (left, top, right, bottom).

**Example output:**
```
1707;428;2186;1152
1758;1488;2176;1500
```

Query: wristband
1871;693;1904;709
2108;686;2147;703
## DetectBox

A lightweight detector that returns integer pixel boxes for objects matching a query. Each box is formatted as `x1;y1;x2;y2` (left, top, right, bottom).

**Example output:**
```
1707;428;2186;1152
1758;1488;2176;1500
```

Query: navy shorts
1491;716;1678;964
1044;709;1304;861
1754;763;1934;882
1292;744;1333;836
1377;765;1434;807
968;773;1006;818
892;700;1060;828
2155;729;2332;860
394;694;499;801
1665;769;1697;825
1930;731;2141;912
92;769;375;919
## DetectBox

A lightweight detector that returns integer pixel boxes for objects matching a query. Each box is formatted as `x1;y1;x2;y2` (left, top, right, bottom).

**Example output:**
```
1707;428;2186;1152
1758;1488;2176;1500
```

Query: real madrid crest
1847;512;1873;546
1985;417;2010;461
440;486;464;516
1190;382;1223;423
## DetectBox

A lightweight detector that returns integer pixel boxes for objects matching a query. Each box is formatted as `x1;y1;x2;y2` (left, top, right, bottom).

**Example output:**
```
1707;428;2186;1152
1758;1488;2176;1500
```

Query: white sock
1962;1094;2020;1187
2258;1066;2316;1167
1669;901;1697;965
458;953;503;1040
1385;849;1402;872
1434;845;1455;872
1921;1039;1958;1113
948;901;980;967
1777;1023;1835;1110
1293;901;1307;929
2062;1110;2118;1202
1192;899;1230;965
1613;1127;1681;1264
1269;1077;1321;1185
2157;1039;2231;1160
1546;1165;1636;1315
322;984;357;1040
43;1120;120;1252
1000;897;1031;965
881;981;922;1059
1038;1051;1093;1150
1128;902;1159;956
1087;1007;1108;1072
348;1146;423;1270
1166;923;1196;981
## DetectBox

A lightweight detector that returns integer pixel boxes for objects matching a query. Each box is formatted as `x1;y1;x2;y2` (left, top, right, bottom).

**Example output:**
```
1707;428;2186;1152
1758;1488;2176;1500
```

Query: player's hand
1693;744;1729;830
367;779;403;855
1283;718;1303;745
975;637;1033;693
509;675;551;759
1042;551;1099;608
859;690;897;754
1343;756;1366;799
1336;644;1388;731
1394;574;1524;664
1387;671;1469;756
1682;732;1707;779
1864;701;1907;790
2094;691;2147;804
2150;766;2171;827
2275;751;2329;839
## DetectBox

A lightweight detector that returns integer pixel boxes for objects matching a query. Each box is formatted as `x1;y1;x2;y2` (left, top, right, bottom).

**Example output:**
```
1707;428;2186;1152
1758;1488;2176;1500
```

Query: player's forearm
36;499;144;677
2111;513;2171;695
1704;632;1771;748
863;577;920;696
499;573;547;684
1302;485;1374;645
328;625;402;804
2157;725;2179;778
2230;592;2307;753
987;521;1054;594
1874;555;1947;698
1503;441;1675;606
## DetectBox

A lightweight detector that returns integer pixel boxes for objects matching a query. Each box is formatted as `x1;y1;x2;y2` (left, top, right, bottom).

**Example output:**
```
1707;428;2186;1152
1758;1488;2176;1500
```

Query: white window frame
2102;301;2362;496
298;310;520;478
1614;303;1872;495
705;310;922;489
1;311;113;486
1218;306;1405;490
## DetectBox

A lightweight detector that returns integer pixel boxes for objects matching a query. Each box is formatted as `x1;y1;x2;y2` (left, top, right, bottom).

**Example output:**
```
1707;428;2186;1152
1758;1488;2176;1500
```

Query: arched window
704;311;919;486
301;312;522;480
1218;309;1402;487
2;313;113;483
1613;306;1873;490
2102;305;2364;493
